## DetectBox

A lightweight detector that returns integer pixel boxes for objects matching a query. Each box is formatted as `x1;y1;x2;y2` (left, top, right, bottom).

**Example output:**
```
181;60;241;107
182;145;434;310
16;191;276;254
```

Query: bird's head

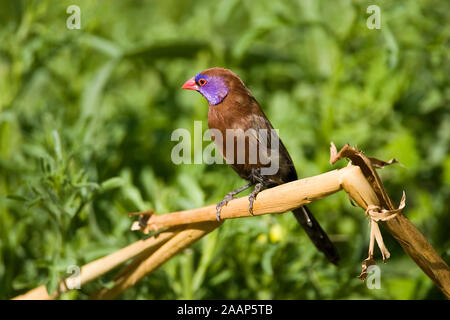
182;67;246;106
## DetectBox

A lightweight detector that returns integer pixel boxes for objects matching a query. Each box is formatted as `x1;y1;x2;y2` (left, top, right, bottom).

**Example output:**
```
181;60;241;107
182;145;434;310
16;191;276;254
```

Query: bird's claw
248;197;255;216
216;194;235;221
216;203;224;221
248;182;263;216
248;195;256;215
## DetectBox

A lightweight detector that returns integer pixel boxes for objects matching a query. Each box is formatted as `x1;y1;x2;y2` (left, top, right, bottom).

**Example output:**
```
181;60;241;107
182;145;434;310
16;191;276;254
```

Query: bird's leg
247;167;272;215
216;183;253;221
248;182;264;215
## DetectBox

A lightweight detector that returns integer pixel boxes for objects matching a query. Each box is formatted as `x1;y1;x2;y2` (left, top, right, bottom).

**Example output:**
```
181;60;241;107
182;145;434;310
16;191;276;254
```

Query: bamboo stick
119;145;449;299
140;168;349;232
14;144;450;299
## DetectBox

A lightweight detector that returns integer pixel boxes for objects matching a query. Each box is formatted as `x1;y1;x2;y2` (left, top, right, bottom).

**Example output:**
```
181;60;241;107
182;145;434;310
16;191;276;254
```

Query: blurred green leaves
0;0;448;300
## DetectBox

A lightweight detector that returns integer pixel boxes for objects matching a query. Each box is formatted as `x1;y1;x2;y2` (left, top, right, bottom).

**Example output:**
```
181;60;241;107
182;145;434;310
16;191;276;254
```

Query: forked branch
13;143;450;300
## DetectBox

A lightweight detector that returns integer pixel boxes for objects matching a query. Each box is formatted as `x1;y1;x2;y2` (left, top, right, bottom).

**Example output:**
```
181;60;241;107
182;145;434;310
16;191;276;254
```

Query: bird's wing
241;112;298;184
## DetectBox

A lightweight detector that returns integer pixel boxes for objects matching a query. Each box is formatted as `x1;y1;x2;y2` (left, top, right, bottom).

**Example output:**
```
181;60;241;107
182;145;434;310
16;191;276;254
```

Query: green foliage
0;0;448;299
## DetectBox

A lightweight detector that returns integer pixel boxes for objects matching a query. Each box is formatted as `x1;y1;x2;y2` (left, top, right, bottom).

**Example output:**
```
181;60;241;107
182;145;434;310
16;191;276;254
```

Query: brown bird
182;67;339;265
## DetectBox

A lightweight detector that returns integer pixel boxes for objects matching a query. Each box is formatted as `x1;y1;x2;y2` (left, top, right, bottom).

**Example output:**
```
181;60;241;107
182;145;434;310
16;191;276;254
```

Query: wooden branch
140;167;351;232
121;143;448;299
13;143;450;299
382;215;450;297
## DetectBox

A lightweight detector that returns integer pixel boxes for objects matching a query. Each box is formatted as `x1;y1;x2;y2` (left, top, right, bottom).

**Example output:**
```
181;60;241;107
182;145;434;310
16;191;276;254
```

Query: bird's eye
198;78;207;86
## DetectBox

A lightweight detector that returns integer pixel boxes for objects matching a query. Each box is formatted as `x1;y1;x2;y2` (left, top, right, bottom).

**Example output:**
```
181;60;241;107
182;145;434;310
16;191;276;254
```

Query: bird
181;67;339;265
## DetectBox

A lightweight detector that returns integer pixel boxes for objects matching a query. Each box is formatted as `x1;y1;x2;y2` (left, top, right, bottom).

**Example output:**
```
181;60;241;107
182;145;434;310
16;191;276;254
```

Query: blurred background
0;0;448;299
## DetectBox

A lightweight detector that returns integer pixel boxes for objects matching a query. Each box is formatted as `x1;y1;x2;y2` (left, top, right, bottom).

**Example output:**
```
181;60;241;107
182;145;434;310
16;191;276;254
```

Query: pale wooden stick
13;228;179;300
91;222;219;299
14;144;450;299
141;168;349;232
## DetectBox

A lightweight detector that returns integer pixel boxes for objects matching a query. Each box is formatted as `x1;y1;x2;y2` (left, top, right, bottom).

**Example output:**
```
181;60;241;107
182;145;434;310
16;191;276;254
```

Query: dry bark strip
330;143;450;297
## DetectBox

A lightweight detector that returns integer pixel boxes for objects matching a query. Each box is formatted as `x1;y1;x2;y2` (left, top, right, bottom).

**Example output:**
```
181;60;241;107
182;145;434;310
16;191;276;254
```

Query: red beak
181;77;198;91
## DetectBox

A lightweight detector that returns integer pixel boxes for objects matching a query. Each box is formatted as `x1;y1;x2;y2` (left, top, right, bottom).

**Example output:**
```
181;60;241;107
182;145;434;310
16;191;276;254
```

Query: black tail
292;206;340;265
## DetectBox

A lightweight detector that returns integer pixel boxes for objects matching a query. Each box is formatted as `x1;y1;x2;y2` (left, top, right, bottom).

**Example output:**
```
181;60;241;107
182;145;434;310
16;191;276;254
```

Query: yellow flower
269;224;284;243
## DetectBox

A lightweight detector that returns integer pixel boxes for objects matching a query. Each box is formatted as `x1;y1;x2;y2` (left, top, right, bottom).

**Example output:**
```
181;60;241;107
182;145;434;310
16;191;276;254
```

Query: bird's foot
216;193;236;221
216;183;254;221
248;182;263;215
